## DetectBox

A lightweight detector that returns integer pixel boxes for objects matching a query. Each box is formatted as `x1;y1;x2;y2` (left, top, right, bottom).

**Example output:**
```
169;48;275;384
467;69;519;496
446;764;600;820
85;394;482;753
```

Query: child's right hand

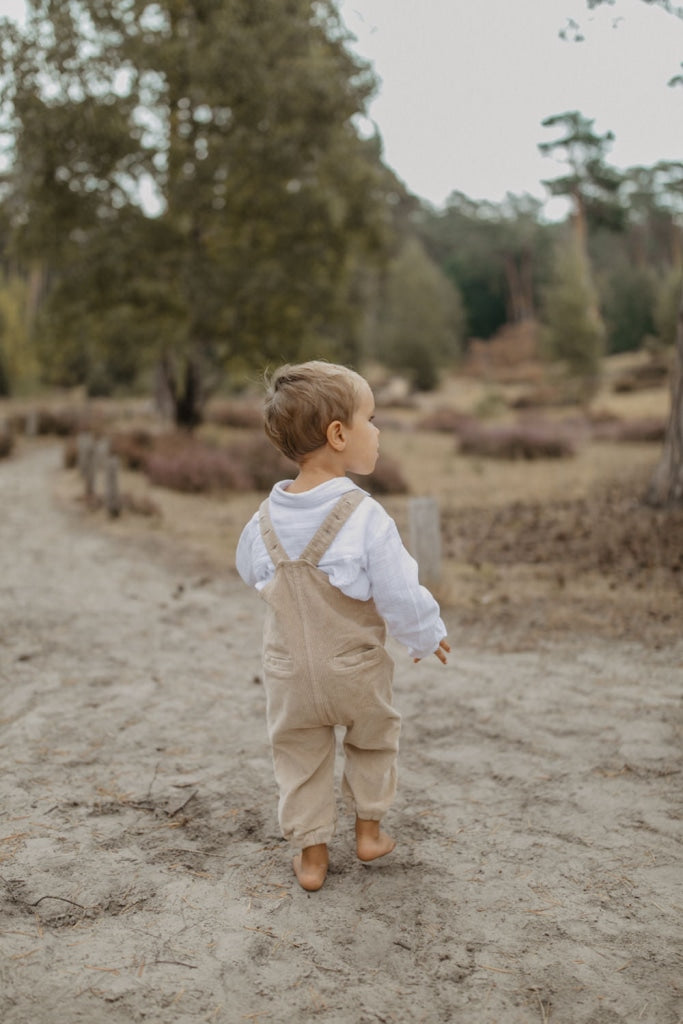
413;637;450;665
433;638;450;664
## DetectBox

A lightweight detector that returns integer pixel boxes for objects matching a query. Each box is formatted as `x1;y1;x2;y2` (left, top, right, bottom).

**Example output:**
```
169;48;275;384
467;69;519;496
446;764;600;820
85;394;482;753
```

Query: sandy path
1;444;681;1024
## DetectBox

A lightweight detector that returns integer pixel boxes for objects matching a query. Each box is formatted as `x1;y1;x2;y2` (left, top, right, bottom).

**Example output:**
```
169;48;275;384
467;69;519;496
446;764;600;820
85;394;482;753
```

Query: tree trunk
645;287;683;506
175;357;203;430
155;353;205;430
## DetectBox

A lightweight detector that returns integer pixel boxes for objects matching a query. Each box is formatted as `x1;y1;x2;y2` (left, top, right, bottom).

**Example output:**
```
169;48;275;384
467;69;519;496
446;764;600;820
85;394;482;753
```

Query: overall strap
300;489;366;566
258;499;290;566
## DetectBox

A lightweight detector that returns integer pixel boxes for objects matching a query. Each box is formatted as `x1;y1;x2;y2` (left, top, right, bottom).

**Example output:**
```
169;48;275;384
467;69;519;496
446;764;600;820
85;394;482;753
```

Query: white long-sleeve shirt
235;477;446;661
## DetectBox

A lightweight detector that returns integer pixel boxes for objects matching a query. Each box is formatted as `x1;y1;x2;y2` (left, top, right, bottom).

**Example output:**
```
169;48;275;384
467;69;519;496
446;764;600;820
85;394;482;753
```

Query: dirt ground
1;441;682;1024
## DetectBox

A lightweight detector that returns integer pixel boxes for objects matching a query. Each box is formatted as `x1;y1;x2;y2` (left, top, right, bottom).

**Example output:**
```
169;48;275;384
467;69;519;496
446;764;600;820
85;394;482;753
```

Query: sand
1;444;681;1024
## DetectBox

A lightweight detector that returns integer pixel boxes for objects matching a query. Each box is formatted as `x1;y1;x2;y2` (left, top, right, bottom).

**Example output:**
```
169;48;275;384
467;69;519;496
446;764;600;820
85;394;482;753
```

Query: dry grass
11;354;679;648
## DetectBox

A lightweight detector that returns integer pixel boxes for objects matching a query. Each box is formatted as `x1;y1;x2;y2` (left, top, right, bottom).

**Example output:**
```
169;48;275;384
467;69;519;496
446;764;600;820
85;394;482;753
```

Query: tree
0;1;395;423
538;111;627;389
0;272;39;395
574;0;683;504
540;230;606;401
370;236;464;390
416;191;551;342
539;111;624;241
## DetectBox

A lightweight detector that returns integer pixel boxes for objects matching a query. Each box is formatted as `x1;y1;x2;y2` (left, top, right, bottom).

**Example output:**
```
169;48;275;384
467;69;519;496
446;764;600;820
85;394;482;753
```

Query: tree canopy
0;0;403;420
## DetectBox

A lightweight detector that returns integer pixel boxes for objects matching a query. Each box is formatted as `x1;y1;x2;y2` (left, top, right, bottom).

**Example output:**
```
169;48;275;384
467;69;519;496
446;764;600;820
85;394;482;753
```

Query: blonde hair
264;361;366;463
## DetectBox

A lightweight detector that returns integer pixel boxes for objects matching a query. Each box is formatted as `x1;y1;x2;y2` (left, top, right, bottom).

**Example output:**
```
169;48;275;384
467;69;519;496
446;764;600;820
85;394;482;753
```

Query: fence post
95;437;110;494
408;496;442;587
26;410;38;437
105;455;122;517
77;432;96;498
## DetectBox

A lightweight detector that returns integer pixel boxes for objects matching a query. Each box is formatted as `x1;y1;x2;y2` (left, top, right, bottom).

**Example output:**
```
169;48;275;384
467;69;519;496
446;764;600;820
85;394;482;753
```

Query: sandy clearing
1;444;681;1024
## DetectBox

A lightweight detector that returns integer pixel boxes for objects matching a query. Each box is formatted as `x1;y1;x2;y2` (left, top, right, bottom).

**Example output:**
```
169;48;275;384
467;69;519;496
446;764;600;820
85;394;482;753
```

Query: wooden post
25;410;38;437
77;432;96;498
77;432;93;477
409;496;442;586
105;455;122;517
95;437;110;494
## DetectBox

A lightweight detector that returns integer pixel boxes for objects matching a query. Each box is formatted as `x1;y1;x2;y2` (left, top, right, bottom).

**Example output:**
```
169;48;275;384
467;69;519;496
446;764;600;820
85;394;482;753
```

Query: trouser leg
270;724;337;848
341;701;401;821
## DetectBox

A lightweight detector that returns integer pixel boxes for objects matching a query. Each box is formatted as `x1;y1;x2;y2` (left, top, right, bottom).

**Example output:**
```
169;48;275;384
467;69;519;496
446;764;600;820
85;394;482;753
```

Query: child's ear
326;419;346;451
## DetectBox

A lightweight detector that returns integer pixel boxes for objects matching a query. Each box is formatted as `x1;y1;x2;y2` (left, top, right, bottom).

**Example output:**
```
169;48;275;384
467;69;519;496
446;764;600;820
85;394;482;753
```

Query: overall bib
258;490;401;849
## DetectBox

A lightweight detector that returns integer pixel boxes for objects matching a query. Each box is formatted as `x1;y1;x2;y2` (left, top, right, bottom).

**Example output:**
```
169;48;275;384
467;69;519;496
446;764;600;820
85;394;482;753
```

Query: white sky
3;0;682;213
339;0;683;211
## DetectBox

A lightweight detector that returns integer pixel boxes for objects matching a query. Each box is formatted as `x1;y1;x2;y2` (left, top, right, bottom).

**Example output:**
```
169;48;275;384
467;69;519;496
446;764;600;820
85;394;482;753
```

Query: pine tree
541;232;606;402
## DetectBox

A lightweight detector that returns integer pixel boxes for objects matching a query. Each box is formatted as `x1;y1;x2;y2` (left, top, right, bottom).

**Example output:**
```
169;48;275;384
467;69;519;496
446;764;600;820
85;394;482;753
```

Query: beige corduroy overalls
258;490;401;849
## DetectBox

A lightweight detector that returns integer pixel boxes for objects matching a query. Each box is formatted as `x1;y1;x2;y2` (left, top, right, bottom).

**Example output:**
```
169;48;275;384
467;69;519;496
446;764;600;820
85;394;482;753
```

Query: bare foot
292;843;329;891
356;817;396;862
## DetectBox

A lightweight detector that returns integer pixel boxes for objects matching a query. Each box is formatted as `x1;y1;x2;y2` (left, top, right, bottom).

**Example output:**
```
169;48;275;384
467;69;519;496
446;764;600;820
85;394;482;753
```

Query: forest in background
0;2;681;474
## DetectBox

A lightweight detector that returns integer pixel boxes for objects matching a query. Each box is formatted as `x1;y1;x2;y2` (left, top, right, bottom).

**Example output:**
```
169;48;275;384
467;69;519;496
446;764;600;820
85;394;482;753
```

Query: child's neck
286;450;348;493
287;466;345;493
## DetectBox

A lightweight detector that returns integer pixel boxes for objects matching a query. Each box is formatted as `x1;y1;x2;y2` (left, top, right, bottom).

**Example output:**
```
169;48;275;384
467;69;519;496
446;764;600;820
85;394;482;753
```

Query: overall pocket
332;645;383;671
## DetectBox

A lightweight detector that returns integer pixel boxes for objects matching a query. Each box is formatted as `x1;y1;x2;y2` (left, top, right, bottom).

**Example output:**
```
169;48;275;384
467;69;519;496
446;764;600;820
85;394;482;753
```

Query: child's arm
365;512;449;662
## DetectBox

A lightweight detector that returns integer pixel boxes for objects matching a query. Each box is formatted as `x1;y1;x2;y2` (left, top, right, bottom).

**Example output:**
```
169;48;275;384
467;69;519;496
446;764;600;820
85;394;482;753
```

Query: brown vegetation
461;321;542;383
457;419;578;459
3;352;680;648
0;429;14;459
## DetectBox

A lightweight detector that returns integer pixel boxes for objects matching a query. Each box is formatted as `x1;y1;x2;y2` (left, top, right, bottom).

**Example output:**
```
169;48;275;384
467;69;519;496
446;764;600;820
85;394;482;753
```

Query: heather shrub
0;428;14;458
613;360;669;393
417;407;474;434
458;420;577;459
35;407;96;436
111;429;157;470
145;441;252;493
206;400;263;429
510;384;568;409
6;412;29;434
225;433;297;490
351;455;409;495
589;415;666;443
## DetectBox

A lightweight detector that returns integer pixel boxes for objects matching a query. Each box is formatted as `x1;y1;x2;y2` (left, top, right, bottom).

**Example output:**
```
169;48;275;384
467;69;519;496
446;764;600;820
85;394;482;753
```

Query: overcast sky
339;0;683;212
4;0;682;213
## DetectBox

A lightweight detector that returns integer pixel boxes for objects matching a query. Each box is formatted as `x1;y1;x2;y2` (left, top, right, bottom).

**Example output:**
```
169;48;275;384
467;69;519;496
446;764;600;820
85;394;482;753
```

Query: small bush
613;360;670;393
35;408;95;436
351;455;409;495
458;420;577;460
225;434;297;491
111;429;157;470
206;400;264;429
590;415;667;443
145;441;252;493
510;385;568;410
417;407;474;434
0;429;14;459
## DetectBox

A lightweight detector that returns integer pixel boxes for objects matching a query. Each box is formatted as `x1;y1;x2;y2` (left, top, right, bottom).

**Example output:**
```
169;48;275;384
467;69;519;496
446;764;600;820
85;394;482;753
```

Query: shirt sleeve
365;512;447;661
235;513;262;587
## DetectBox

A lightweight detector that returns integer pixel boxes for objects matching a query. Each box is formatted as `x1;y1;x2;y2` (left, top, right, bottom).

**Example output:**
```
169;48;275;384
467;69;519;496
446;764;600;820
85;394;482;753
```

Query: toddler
236;361;449;890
